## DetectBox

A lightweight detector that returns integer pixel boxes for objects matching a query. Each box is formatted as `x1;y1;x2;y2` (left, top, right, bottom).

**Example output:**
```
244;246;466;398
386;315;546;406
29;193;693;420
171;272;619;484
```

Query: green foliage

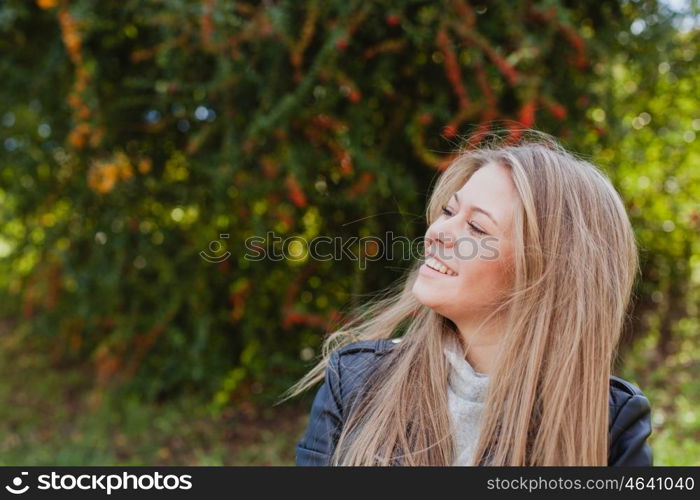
0;2;697;468
574;25;700;465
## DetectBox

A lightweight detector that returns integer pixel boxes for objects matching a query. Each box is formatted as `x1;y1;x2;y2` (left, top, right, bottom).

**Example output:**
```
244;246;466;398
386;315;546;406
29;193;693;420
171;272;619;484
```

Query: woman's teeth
425;257;457;276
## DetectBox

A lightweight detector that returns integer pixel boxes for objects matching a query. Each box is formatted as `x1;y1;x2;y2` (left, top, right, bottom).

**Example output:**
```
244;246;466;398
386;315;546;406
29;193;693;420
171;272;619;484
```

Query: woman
283;131;653;466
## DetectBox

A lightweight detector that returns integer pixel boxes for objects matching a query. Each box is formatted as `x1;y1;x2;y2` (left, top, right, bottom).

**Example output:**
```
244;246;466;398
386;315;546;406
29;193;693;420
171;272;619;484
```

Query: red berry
335;38;348;51
419;113;433;125
443;124;457;138
386;14;400;27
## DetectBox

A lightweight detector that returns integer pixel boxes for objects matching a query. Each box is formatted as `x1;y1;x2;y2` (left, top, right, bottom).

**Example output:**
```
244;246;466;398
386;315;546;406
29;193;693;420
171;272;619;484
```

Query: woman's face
412;162;517;324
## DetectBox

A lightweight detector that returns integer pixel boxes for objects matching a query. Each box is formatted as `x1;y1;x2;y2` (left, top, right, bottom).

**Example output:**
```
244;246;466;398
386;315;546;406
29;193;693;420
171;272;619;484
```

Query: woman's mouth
422;256;458;276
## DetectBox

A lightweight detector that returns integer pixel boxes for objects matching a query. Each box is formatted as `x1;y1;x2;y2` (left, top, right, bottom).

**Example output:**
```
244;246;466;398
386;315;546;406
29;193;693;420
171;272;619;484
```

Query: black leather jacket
295;339;653;466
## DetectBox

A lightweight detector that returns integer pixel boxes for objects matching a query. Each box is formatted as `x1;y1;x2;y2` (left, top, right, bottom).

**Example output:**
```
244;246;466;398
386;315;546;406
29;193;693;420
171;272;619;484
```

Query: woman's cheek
460;260;503;296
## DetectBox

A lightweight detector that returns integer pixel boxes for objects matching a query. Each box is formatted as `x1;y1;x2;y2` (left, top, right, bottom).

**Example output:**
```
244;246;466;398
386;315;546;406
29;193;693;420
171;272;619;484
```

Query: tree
0;0;693;407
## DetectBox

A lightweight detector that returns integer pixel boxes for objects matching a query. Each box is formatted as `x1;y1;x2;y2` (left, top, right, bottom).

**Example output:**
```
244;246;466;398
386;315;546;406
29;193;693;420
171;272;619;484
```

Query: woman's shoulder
326;339;399;411
334;338;400;358
333;339;653;421
609;375;648;409
336;339;652;421
331;338;398;382
608;375;653;465
608;375;651;432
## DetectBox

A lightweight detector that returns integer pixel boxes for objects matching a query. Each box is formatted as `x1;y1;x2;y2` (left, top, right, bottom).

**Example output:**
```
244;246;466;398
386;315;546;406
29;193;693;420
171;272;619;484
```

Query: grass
0;325;309;466
618;331;700;466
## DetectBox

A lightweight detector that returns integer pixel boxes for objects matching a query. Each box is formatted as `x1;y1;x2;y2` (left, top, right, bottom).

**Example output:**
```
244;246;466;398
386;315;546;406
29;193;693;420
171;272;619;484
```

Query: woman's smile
420;256;459;277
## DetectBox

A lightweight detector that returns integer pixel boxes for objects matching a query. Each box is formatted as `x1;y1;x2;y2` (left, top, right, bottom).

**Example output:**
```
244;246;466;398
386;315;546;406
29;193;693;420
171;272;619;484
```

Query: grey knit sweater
443;335;490;466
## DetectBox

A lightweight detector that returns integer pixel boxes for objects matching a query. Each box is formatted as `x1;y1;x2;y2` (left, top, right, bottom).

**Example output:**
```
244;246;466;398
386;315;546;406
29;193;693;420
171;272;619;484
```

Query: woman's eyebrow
453;192;499;227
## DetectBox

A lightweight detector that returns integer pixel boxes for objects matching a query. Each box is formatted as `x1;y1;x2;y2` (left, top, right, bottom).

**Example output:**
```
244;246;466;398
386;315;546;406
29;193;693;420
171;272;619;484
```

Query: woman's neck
454;317;505;376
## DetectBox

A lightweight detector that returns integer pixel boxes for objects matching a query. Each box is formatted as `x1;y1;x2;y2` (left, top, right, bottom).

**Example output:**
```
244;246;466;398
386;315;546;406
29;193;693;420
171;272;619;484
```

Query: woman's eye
440;205;486;235
468;222;486;235
440;205;453;217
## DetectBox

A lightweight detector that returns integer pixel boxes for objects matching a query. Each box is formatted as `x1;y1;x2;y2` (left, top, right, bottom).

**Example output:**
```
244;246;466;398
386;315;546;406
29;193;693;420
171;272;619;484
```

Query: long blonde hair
280;130;640;466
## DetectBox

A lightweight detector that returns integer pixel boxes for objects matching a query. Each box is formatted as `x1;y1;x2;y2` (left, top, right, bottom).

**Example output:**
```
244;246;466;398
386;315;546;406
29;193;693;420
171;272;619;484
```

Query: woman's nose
426;220;456;248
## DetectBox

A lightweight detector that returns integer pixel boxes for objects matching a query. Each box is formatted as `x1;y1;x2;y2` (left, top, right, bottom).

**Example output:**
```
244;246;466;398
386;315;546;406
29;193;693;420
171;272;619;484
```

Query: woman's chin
411;282;444;310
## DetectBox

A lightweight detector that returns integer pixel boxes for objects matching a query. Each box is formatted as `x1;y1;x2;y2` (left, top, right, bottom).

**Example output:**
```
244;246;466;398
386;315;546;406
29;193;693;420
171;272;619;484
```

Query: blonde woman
284;132;653;466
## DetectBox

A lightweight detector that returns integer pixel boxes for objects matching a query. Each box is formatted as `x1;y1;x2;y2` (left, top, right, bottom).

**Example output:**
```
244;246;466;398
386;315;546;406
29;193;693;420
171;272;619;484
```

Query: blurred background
0;0;698;465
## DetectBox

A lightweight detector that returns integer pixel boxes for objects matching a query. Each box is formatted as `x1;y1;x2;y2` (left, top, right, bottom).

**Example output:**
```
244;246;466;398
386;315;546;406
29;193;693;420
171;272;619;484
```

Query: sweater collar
443;335;490;401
